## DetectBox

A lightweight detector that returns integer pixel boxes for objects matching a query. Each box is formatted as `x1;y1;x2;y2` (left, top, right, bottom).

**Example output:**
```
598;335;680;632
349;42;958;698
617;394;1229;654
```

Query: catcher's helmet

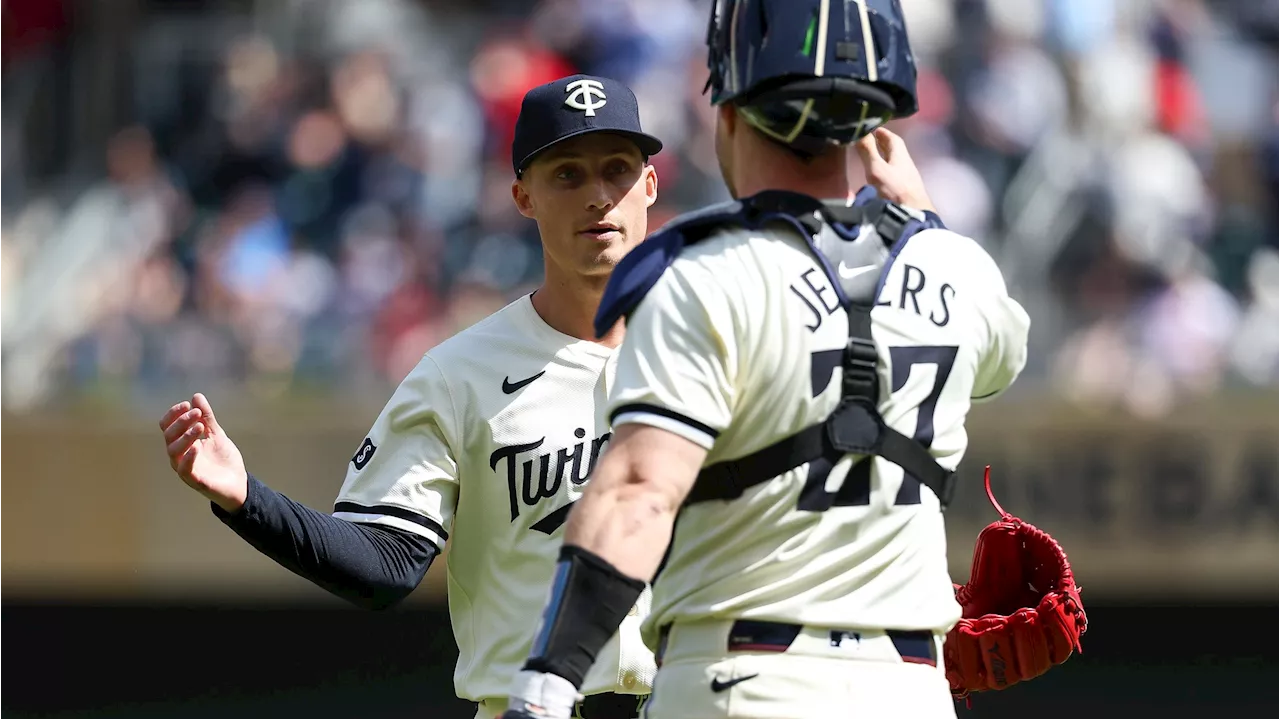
705;0;919;154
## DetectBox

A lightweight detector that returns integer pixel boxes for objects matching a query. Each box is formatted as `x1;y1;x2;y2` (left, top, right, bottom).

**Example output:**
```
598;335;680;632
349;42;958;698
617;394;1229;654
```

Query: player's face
513;134;658;279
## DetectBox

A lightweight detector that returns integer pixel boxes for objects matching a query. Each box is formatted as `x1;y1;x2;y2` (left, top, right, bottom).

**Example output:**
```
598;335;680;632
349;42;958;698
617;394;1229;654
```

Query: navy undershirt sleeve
212;474;437;610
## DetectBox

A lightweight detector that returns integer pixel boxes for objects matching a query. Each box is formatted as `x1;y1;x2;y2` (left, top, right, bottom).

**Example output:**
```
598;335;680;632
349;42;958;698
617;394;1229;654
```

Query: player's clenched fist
159;393;248;513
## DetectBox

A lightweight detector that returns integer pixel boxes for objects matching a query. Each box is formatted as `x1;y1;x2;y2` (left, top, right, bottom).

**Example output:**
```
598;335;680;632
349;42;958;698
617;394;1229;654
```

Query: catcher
945;466;1088;700
498;1;1083;717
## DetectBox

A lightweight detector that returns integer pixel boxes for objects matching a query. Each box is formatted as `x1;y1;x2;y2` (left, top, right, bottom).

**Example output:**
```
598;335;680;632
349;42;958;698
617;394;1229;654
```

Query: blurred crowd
2;0;1276;415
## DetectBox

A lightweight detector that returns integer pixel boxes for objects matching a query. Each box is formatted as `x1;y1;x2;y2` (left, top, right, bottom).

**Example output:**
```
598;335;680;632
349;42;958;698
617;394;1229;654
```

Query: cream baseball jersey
607;220;1029;649
332;295;655;702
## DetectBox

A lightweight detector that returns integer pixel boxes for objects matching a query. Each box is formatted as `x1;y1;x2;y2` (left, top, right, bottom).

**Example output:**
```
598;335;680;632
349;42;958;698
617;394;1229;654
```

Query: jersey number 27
800;345;958;512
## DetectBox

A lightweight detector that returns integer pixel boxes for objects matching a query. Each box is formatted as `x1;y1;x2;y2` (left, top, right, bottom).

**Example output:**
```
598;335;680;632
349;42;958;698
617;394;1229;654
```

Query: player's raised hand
855;126;937;214
159;392;248;513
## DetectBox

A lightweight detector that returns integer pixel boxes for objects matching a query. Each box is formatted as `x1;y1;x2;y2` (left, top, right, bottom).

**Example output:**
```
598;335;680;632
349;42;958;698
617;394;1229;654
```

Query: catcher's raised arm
944;466;1089;699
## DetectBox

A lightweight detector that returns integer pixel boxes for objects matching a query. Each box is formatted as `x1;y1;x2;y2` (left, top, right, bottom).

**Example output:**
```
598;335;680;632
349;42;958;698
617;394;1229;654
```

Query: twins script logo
564;79;607;116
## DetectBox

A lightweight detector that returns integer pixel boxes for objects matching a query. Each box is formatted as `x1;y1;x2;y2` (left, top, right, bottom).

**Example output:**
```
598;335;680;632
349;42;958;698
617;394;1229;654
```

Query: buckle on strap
874;201;914;242
842;335;878;400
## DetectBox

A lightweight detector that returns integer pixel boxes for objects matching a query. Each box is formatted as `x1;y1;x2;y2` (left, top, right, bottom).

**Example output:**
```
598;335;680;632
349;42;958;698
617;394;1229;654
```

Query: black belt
485;692;646;719
574;692;647;719
655;619;937;668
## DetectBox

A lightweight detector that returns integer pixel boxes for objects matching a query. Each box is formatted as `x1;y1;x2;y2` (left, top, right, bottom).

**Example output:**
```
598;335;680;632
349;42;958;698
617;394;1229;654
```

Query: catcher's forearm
517;462;658;688
212;474;437;609
562;466;677;583
561;423;699;582
518;430;690;689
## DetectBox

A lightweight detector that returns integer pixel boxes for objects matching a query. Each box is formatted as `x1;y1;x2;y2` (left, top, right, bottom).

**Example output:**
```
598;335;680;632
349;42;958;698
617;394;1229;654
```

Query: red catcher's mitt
944;467;1087;700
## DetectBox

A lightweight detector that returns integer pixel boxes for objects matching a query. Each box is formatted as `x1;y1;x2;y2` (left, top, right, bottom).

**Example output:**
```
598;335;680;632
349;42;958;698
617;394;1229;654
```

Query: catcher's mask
704;0;920;155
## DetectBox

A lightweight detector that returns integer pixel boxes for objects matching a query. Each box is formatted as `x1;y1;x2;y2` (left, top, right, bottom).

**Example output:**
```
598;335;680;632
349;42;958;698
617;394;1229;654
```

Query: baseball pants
642;619;957;719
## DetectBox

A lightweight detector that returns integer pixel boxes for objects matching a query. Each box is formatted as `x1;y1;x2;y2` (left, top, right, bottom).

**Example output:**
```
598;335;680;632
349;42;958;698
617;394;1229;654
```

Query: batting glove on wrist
501;670;582;719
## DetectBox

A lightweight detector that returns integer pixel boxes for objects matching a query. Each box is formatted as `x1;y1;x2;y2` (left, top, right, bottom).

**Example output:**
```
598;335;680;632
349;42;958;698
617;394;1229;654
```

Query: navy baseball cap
512;74;663;177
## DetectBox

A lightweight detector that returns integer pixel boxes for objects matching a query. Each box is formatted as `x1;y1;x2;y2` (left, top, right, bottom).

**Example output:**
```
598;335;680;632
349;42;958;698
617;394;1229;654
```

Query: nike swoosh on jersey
710;673;759;693
837;262;877;279
502;371;547;394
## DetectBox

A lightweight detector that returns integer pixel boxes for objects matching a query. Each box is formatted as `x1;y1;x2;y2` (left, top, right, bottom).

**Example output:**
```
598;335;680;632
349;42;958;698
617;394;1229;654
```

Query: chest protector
595;188;957;510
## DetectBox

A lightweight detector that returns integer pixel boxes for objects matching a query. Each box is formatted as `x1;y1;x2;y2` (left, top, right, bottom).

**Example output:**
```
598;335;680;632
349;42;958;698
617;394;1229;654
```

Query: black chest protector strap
683;194;957;510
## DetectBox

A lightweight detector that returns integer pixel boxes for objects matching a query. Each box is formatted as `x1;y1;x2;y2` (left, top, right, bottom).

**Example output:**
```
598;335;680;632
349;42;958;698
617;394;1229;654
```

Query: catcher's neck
730;124;856;201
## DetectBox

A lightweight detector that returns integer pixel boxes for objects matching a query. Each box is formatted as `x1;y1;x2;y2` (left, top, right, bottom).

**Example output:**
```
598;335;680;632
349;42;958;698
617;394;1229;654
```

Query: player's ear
511;178;537;219
643;163;657;208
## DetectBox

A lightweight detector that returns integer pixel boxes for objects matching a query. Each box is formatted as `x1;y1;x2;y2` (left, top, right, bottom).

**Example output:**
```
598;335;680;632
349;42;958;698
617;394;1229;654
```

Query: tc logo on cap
564;78;607;116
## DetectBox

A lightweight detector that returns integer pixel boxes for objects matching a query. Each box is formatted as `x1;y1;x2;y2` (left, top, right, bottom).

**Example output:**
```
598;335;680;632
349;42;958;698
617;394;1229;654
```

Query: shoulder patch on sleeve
351;436;377;470
594;200;744;338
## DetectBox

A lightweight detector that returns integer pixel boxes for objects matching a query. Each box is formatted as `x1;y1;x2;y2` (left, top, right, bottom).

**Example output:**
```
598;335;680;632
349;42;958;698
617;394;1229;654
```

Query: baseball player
159;74;666;719
500;2;1039;719
159;67;946;719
